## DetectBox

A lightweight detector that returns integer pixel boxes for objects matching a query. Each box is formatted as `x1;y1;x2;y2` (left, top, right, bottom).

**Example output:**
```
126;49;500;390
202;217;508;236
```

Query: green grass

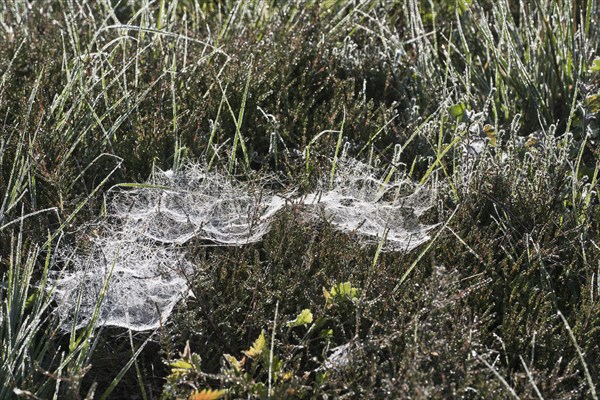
1;0;599;398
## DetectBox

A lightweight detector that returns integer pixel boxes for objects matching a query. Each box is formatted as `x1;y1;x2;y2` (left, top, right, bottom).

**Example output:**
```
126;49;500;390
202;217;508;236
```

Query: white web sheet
52;235;194;331
51;158;436;331
112;164;288;245
305;157;436;252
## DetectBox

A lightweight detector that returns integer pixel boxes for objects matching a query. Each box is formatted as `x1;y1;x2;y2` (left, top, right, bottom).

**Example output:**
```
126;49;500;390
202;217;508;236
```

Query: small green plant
323;282;360;307
162;341;227;400
286;309;313;328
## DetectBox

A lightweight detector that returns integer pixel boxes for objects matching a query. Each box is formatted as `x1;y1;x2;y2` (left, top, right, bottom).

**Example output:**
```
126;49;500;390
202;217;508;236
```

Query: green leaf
448;103;467;120
189;389;227;400
224;354;244;373
25;291;38;310
331;282;359;300
589;57;600;73
169;358;195;377
252;382;268;397
319;329;334;339
483;124;497;147
243;330;266;359
170;359;193;371
323;287;331;304
287;309;313;327
586;93;600;113
323;0;343;10
457;0;472;14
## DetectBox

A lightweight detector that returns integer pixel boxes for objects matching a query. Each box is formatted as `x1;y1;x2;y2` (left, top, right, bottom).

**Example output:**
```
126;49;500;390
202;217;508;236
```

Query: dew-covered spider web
305;157;436;252
111;164;288;245
52;235;194;331
51;157;437;331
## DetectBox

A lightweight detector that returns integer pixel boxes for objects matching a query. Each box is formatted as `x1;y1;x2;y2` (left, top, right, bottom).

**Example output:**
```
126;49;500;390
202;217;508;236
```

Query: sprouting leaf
25;291;38;310
457;0;473;14
319;329;334;339
189;388;227;400
524;135;539;148
191;353;202;370
243;330;266;358
287;309;313;327
271;354;283;373
223;354;244;373
448;103;467;120
589;57;600;73
170;359;194;372
586;93;600;113
322;0;341;9
323;287;331;304
316;371;328;385
330;282;359;300
483;124;497;147
181;341;192;359
251;382;268;397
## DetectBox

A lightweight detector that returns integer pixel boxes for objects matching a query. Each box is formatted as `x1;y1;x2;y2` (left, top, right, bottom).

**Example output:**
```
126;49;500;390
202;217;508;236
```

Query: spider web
51;158;436;331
